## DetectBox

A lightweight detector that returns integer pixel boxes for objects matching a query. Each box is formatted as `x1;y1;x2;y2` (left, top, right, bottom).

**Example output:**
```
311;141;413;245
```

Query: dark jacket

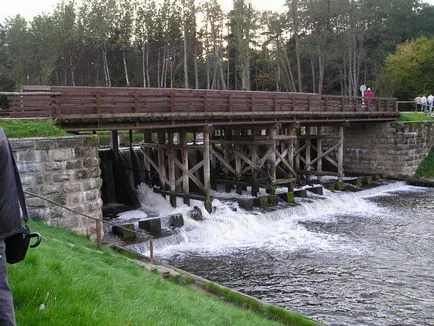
0;128;26;240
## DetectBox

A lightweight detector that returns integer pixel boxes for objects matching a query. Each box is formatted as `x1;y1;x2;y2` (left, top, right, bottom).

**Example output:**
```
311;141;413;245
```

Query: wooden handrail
0;87;398;123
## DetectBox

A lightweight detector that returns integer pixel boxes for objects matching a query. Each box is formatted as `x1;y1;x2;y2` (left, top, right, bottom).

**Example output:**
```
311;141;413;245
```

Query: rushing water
128;182;434;326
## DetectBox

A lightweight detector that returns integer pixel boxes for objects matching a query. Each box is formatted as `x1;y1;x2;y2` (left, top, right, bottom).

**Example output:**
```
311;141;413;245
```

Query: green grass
399;112;434;122
8;222;318;326
415;148;434;178
0;119;67;138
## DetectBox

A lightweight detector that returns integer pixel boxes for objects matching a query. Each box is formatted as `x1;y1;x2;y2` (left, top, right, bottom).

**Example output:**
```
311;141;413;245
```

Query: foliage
378;37;434;100
415;148;434;178
8;221;301;325
0;119;67;137
399;112;434;122
0;0;432;94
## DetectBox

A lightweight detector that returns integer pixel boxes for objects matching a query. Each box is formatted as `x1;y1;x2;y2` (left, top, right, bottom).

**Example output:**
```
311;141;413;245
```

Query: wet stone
190;206;203;221
253;196;268;208
294;189;307;197
138;218;162;236
169;214;184;229
112;224;136;241
238;198;254;211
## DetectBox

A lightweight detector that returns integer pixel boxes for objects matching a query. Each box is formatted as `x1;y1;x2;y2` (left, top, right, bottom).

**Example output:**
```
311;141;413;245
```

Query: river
129;182;434;325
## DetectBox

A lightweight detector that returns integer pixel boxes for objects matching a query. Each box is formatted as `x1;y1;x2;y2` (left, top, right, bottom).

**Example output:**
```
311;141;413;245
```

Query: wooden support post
157;132;167;193
288;127;296;190
203;126;212;213
181;131;190;205
295;128;301;184
306;127;311;184
168;132;176;208
96;219;102;250
338;126;344;183
129;130;137;186
251;129;259;197
223;127;232;193
234;128;242;195
267;127;277;195
111;130;119;157
317;126;323;184
143;131;152;186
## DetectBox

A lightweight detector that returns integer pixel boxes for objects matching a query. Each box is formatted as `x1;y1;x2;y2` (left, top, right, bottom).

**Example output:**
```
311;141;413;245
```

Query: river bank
8;221;319;325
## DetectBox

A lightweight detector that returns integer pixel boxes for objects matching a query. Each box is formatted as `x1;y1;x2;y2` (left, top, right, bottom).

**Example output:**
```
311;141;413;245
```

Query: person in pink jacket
364;88;375;106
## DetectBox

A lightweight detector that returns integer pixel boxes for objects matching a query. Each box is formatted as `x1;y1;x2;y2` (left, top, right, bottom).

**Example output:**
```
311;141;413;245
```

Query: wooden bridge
0;86;397;131
0;86;399;213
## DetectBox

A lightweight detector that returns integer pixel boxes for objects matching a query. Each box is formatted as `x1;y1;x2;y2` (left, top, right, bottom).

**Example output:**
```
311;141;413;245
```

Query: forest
0;0;433;99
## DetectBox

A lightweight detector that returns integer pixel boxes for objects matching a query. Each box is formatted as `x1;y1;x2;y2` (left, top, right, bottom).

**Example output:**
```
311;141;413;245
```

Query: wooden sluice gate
136;123;346;212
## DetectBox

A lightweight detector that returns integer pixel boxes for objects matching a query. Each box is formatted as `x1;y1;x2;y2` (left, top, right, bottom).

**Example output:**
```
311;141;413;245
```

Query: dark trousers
0;239;16;326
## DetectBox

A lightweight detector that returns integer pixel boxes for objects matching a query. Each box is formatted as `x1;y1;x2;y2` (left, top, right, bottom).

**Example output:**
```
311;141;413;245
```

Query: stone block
253;196;268;208
112;224;136;241
18;162;42;173
87;200;103;214
268;195;279;206
85;190;99;202
50;148;74;161
16;150;36;162
83;157;100;168
53;173;72;183
66;160;83;170
74;169;89;180
307;185;323;195
294;189;307;197
58;137;83;148
277;192;295;204
169;213;184;229
363;176;373;185
42;184;62;195
44;161;66;171
10;139;35;150
190;206;204;221
139;218;162;236
238;198;254;211
36;139;58;150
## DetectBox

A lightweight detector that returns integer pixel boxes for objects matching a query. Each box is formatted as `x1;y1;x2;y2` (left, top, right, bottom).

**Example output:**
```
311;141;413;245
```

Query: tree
3;15;30;89
378;37;434;100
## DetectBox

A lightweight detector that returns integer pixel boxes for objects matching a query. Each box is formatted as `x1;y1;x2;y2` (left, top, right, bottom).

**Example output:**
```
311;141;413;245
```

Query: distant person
364;88;375;106
427;94;433;113
421;95;427;112
415;95;422;111
0;127;28;326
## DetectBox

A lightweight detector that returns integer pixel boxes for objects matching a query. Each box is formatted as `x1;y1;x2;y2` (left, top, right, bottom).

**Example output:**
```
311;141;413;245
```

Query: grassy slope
0;119;67;138
398;112;434;122
8;222;318;326
399;113;434;178
415;149;434;178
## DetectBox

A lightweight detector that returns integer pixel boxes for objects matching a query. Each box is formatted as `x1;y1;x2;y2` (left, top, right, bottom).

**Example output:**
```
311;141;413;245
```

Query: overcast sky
1;0;434;22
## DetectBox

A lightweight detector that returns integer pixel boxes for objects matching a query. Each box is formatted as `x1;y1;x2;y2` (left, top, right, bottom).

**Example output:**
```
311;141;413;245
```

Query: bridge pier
106;121;348;214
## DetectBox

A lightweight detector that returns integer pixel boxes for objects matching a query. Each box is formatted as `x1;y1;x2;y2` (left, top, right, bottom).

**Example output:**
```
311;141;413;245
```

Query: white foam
131;181;423;258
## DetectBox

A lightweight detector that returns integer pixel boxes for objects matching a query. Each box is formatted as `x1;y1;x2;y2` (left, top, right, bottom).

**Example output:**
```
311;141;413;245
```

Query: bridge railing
0;91;60;118
50;86;396;117
1;86;397;120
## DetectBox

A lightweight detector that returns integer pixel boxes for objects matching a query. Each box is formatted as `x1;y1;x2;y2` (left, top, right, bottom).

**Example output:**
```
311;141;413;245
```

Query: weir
100;122;347;215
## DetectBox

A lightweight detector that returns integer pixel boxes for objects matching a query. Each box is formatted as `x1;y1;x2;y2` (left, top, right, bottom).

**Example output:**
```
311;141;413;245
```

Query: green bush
0;119;67;138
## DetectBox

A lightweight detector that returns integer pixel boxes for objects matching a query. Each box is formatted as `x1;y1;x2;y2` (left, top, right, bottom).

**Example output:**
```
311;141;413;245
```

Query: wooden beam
181;132;190;205
168;132;176;207
157;132;167;190
203;126;212;213
338;125;344;183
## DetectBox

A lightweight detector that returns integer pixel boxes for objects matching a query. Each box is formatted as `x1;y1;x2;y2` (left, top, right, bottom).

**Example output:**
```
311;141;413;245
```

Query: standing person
364;88;375;106
427;94;433;113
415;95;422;111
0;127;27;326
421;95;427;112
